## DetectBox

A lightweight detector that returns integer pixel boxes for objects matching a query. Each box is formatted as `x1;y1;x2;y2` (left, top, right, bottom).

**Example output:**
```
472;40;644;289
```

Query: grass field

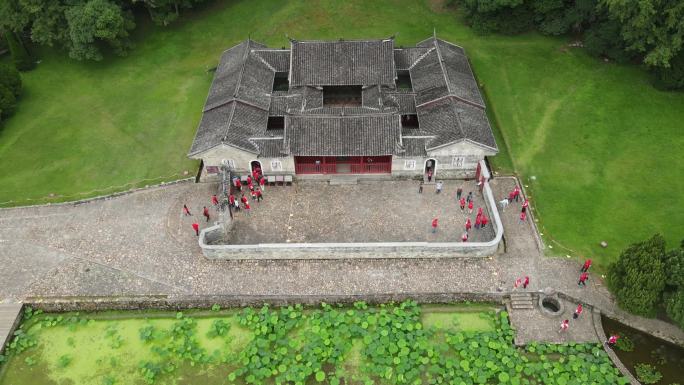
0;0;681;266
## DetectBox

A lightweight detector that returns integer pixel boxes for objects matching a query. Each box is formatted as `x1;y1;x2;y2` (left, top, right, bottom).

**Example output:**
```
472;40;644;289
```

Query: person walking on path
203;206;210;222
211;194;219;207
522;198;529;213
573;303;583;319
228;194;235;208
435;181;443;194
246;175;252;186
240;194;248;205
558;319;569;333
477;207;483;217
481;215;489;228
606;335;619;346
578;272;589;287
466;191;473;203
259;176;266;191
508;190;516;203
244;202;251;215
461;231;468;242
519;211;527;223
465;218;472;232
235;178;242;191
513;277;522;290
468;200;474;214
456;187;462;200
233;200;240;212
431;218;439;233
523;276;529;289
581;259;592;273
513;185;521;202
192;222;199;236
183;204;192;216
474;215;481;229
427;169;433;182
459;197;466;211
255;189;263;202
418;182;424;194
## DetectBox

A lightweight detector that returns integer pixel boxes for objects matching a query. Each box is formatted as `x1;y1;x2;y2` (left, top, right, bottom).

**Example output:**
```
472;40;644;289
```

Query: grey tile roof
393;48;431;70
252;138;285;158
417;97;497;151
253;50;290;72
400;137;428;156
286;115;401;156
190;37;497;159
290;39;396;86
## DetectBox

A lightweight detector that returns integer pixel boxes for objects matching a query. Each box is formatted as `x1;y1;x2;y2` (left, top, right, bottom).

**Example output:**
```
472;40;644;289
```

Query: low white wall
199;160;503;260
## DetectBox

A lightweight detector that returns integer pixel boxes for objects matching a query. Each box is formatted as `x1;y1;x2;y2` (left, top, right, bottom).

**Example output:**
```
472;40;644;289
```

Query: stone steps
329;176;358;185
510;292;535;310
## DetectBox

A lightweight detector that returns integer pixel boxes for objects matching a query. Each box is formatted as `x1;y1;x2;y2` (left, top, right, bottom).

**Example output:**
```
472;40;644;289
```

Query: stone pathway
0;178;682;347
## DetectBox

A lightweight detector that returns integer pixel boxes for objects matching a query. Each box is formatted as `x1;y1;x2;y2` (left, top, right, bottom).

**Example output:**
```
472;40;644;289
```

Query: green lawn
0;0;681;266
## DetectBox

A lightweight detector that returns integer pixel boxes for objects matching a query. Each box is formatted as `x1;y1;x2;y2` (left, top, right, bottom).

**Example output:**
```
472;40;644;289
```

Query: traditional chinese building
189;35;498;181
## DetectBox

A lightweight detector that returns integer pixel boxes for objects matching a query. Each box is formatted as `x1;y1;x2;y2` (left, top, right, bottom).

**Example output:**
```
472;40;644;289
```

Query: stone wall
199;160;503;260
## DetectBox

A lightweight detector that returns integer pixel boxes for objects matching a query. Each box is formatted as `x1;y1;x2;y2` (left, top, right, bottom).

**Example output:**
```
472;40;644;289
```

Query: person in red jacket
606;335;619;346
431;218;438;233
481;216;489;228
459;197;466;211
523;276;530;289
520;211;527;223
192;222;199;236
558;319;569;333
522;198;529;213
474;215;482;229
183;204;191;216
508;190;516;202
513;185;521;202
255;188;263;202
468;200;474;214
578;272;589;287
211;194;219;207
246;175;252;186
240;194;248;205
244;201;251;215
235;178;242;191
203;206;210;222
573;303;583;319
228;194;235;207
465;218;472;231
461;231;468;242
581;259;592;273
477;207;483;217
259;176;266;191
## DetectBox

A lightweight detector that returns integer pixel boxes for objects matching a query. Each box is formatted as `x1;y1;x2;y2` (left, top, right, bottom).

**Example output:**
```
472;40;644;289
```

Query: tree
65;0;136;61
0;85;17;118
0;64;22;97
666;289;684;329
602;0;684;68
653;51;684;90
584;17;638;63
607;234;667;317
5;31;34;71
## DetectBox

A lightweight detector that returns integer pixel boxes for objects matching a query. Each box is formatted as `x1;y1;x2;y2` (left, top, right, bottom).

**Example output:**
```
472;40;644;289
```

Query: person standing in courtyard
523;276;530;289
211;194;219;208
435;181;443;194
461;231;468;242
513;185;521;202
581;258;592;273
228;194;235;208
481;215;489;228
427;169;433;182
522;198;529;213
431;218;439;233
235;178;242;191
466;191;473;203
246;175;252;186
558;319;569;333
259;175;266;191
456;187;462;200
520;211;527;223
573;303;583;319
468;200;474;214
256;188;263;202
418;182;424;194
244;201;251;215
192;222;199;236
203;206;210;222
233;199;240;212
513;277;522;290
240;194;248;205
465;217;472;232
183;204;192;216
459;197;466;211
508;190;516;203
474;214;481;229
578;272;589;287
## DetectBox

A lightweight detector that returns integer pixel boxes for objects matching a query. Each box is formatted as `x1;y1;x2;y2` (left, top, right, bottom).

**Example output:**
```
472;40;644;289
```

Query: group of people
428;184;491;243
184;169;268;236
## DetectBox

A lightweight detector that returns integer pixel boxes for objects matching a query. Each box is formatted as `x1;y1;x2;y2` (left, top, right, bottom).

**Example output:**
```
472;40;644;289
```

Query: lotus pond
0;301;629;385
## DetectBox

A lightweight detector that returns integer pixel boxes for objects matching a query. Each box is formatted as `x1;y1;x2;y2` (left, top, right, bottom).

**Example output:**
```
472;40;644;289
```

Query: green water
0;303;627;385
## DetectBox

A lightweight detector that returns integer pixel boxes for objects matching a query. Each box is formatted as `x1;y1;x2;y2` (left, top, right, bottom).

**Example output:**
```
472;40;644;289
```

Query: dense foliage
457;0;684;90
0;302;630;385
0;0;206;62
634;363;662;384
608;234;684;325
0;63;22;120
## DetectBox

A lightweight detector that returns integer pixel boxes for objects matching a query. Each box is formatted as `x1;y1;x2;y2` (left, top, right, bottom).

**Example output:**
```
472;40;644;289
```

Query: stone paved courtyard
222;180;495;244
0;177;682;347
